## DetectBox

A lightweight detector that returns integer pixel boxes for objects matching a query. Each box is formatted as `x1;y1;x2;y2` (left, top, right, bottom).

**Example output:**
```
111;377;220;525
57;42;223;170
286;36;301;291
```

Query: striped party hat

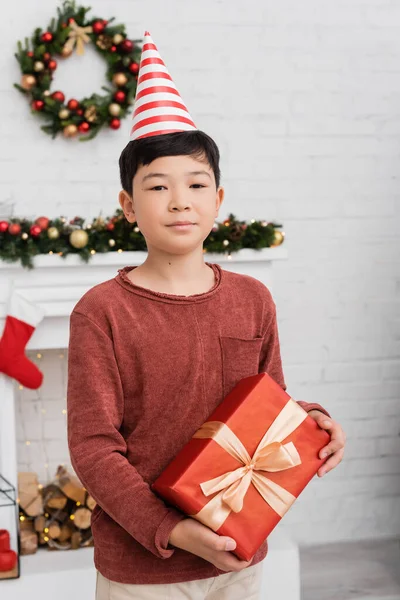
130;31;197;140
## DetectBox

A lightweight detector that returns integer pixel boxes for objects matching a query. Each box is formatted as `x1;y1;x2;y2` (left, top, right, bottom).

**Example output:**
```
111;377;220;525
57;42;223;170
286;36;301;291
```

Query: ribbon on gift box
192;398;307;531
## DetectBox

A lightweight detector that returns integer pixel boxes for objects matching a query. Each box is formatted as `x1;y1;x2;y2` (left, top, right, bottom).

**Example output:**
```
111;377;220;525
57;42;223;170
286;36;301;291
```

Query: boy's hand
168;518;253;572
307;410;346;477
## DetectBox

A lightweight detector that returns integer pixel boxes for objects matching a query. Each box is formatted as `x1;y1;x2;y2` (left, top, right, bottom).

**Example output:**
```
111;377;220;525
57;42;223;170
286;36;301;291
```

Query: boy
67;32;345;600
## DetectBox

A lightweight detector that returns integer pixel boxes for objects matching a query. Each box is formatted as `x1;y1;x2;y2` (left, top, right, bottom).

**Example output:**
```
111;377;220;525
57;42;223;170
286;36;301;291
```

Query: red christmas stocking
0;291;45;389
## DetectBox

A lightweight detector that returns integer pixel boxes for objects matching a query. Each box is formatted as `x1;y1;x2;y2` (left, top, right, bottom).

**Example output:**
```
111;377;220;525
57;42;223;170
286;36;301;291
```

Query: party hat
130;31;197;140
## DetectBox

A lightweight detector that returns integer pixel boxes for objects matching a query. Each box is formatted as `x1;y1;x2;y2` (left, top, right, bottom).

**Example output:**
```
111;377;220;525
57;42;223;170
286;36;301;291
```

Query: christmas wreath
14;1;141;140
0;211;285;270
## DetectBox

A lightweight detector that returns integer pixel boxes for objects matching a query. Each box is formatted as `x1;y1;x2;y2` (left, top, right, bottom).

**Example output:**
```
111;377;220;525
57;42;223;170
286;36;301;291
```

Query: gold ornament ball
61;45;73;58
63;124;78;138
223;239;229;246
20;74;36;90
108;103;121;117
58;109;70;120
108;239;116;247
21;232;29;240
113;34;124;45
112;72;128;87
271;230;285;247
34;61;45;72
69;229;89;249
47;227;60;240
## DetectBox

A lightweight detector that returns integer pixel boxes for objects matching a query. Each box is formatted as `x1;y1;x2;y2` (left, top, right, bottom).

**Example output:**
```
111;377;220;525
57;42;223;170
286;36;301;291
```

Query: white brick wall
2;0;400;546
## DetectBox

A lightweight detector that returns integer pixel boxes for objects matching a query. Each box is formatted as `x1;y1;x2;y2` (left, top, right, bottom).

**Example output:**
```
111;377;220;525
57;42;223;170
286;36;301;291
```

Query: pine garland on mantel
0;210;285;270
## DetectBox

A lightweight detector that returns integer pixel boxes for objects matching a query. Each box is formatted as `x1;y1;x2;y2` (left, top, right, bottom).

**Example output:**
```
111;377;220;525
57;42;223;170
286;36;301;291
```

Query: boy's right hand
168;518;253;573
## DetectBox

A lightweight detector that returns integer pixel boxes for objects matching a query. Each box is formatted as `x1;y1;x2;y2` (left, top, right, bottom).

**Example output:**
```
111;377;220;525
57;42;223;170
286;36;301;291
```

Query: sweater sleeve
258;291;330;418
67;310;185;559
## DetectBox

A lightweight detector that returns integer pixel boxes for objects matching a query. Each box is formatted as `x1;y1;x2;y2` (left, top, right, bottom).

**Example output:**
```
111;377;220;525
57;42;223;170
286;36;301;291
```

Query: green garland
0;211;285;270
14;1;141;140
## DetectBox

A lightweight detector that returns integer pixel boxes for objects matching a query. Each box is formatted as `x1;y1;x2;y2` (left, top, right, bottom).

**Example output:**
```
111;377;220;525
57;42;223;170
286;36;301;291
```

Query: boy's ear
215;186;224;216
118;190;136;224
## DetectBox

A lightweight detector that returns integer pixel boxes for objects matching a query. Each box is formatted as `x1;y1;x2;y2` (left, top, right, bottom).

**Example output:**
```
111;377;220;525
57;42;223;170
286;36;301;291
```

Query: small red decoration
121;39;133;53
109;118;121;130
32;100;44;111
0;221;9;233
92;20;105;35
129;62;139;74
30;225;42;237
27;51;34;58
106;222;115;231
114;90;126;103
76;109;84;116
43;52;51;61
9;223;21;235
41;32;53;43
51;91;65;103
48;60;57;71
67;99;79;111
35;217;50;230
110;45;117;52
78;122;90;133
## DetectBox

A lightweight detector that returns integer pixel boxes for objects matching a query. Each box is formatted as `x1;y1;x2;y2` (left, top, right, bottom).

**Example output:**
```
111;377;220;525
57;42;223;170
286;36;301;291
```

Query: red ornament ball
114;90;126;103
35;216;50;230
129;62;139;74
76;108;84;116
106;222;115;231
48;60;57;71
43;52;51;61
32;100;44;111
52;91;65;103
0;221;9;233
9;223;21;236
92;20;105;35
67;99;79;111
30;225;42;237
78;122;90;133
109;118;121;130
110;45;117;53
27;51;34;58
41;32;53;43
121;39;133;53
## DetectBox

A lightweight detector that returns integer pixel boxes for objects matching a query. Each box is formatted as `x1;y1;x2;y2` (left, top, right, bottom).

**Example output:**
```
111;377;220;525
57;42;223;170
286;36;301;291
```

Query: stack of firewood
18;466;95;554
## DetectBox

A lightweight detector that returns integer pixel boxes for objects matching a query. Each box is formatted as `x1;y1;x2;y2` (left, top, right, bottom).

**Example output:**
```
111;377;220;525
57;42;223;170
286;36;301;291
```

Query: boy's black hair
119;130;221;196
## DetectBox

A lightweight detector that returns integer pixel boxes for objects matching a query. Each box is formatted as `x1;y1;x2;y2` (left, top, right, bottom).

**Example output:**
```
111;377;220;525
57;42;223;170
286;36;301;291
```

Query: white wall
1;0;399;546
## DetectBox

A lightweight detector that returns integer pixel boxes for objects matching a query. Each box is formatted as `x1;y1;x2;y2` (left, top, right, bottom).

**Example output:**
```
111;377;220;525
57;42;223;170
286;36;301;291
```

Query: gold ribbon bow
192;398;307;531
64;20;93;56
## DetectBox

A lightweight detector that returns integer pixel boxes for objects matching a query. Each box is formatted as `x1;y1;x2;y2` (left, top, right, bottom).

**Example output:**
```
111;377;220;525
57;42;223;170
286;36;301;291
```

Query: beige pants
96;561;263;600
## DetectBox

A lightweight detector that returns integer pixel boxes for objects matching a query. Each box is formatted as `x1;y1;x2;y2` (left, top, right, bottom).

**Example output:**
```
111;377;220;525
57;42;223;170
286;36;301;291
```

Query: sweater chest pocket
219;335;264;397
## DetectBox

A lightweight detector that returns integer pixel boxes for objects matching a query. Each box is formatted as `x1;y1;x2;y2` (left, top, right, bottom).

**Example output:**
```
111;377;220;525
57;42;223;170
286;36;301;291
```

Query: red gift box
152;372;330;561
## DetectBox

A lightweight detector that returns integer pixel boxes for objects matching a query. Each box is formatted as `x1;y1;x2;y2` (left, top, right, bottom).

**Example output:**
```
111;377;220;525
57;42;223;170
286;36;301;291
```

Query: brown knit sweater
67;262;329;584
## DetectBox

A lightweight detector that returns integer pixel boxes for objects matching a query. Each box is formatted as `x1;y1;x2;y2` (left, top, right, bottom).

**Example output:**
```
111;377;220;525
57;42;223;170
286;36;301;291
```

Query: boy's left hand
307;410;346;477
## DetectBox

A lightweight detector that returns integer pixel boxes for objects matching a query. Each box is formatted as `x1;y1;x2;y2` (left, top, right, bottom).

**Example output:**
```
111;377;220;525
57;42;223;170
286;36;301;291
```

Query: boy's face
119;154;224;255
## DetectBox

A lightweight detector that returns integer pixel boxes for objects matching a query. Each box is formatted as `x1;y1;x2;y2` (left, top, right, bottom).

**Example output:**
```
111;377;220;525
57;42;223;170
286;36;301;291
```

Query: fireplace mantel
0;247;289;587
